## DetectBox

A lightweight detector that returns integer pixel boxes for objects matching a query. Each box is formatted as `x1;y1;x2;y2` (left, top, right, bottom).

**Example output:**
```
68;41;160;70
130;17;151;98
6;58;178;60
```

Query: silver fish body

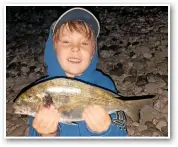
13;77;156;123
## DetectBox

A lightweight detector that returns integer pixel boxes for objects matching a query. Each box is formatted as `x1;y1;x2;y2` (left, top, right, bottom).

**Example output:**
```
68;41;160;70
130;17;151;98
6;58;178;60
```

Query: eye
61;40;70;44
82;42;88;46
29;96;33;102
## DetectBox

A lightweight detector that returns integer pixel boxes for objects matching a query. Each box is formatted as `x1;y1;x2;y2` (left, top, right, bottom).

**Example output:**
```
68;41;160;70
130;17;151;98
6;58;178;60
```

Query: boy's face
54;24;95;77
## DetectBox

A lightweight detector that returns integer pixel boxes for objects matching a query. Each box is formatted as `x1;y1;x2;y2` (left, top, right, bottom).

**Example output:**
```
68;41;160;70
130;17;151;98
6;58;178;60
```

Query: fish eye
29;96;33;102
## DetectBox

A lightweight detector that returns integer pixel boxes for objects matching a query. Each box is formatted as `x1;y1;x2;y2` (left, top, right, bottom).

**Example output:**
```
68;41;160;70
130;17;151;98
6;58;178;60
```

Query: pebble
24;126;30;136
141;129;152;136
109;63;124;77
152;118;159;125
161;126;168;136
154;99;166;112
6;103;14;114
156;119;167;131
140;106;161;124
132;122;140;127
145;82;166;93
149;127;163;136
8;124;29;136
136;75;148;86
152;131;161;136
34;67;41;72
100;50;116;58
11;118;26;125
143;53;152;59
135;46;150;54
127;127;135;136
21;66;30;73
138;124;148;132
6;114;12;120
161;104;168;114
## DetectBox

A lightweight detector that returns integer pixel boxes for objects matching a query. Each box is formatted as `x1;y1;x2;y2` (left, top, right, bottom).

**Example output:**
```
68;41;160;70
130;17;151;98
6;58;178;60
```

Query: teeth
68;58;81;63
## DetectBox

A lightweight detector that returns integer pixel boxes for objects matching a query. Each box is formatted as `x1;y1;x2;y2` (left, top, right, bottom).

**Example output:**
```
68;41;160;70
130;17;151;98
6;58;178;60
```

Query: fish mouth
67;57;81;64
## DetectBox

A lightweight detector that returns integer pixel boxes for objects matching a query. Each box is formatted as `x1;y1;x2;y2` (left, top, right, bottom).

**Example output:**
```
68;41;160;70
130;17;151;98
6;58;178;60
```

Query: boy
29;7;128;136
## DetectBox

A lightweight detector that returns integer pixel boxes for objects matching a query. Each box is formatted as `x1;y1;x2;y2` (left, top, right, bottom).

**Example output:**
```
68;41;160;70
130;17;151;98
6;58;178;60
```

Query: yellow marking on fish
21;94;27;100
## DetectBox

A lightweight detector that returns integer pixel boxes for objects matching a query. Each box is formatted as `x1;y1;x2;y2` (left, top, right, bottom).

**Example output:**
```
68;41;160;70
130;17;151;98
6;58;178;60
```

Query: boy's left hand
82;105;111;133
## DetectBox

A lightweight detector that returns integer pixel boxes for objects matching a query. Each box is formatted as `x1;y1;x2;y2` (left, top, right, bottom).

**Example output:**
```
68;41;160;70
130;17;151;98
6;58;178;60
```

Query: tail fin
117;95;158;122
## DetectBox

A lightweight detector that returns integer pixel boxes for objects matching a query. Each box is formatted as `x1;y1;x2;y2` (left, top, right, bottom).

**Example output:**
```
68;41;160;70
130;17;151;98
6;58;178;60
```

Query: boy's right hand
32;105;60;136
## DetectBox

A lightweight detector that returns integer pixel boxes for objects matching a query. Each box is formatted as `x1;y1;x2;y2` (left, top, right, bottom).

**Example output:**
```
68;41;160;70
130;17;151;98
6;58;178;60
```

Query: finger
45;111;59;133
87;105;109;131
83;110;96;131
89;106;106;131
83;106;101;131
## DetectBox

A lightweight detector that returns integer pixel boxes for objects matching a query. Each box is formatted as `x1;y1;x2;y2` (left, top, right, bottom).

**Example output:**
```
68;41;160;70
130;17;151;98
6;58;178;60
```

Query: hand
82;105;111;133
33;105;60;136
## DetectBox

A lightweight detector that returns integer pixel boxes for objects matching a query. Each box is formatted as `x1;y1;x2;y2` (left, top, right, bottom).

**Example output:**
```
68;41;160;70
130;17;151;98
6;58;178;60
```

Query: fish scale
13;77;157;123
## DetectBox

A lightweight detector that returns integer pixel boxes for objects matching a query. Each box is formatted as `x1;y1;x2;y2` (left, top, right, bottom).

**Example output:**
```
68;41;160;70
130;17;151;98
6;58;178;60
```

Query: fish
13;76;157;123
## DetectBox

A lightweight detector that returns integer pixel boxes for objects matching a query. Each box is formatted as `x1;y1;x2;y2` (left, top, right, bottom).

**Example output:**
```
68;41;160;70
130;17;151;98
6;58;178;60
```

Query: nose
71;44;80;52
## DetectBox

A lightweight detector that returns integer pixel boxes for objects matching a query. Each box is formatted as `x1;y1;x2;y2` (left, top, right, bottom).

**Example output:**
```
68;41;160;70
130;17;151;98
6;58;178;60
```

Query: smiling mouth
67;57;81;64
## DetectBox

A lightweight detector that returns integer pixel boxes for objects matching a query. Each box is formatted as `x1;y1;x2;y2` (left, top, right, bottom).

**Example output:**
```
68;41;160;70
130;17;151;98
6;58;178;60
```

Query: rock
143;53;152;59
154;99;166;112
109;63;124;77
12;116;18;121
155;51;168;61
24;126;29;136
134;86;143;95
6;120;10;127
6;103;14;114
132;122;140;127
6;114;12;120
34;67;41;72
135;46;150;55
162;113;168;122
100;50;116;58
146;73;161;83
152;131;161;136
11;118;26;125
149;127;163;136
141;129;152;136
160;95;168;104
21;66;30;73
145;121;155;128
161;126;168;136
136;75;148;86
8;124;29;136
159;26;168;33
152;118;159;125
122;76;136;83
156;119;167;131
138;124;147;132
129;68;137;76
133;60;146;71
162;104;168;114
140;106;161;124
145;82;166;93
127;127;135;136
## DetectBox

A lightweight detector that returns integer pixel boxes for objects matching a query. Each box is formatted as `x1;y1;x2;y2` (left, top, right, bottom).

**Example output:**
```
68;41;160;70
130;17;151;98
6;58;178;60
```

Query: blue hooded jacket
28;24;128;137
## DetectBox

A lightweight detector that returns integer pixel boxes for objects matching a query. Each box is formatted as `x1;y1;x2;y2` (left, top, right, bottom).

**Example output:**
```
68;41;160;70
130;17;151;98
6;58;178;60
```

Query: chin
66;69;84;77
